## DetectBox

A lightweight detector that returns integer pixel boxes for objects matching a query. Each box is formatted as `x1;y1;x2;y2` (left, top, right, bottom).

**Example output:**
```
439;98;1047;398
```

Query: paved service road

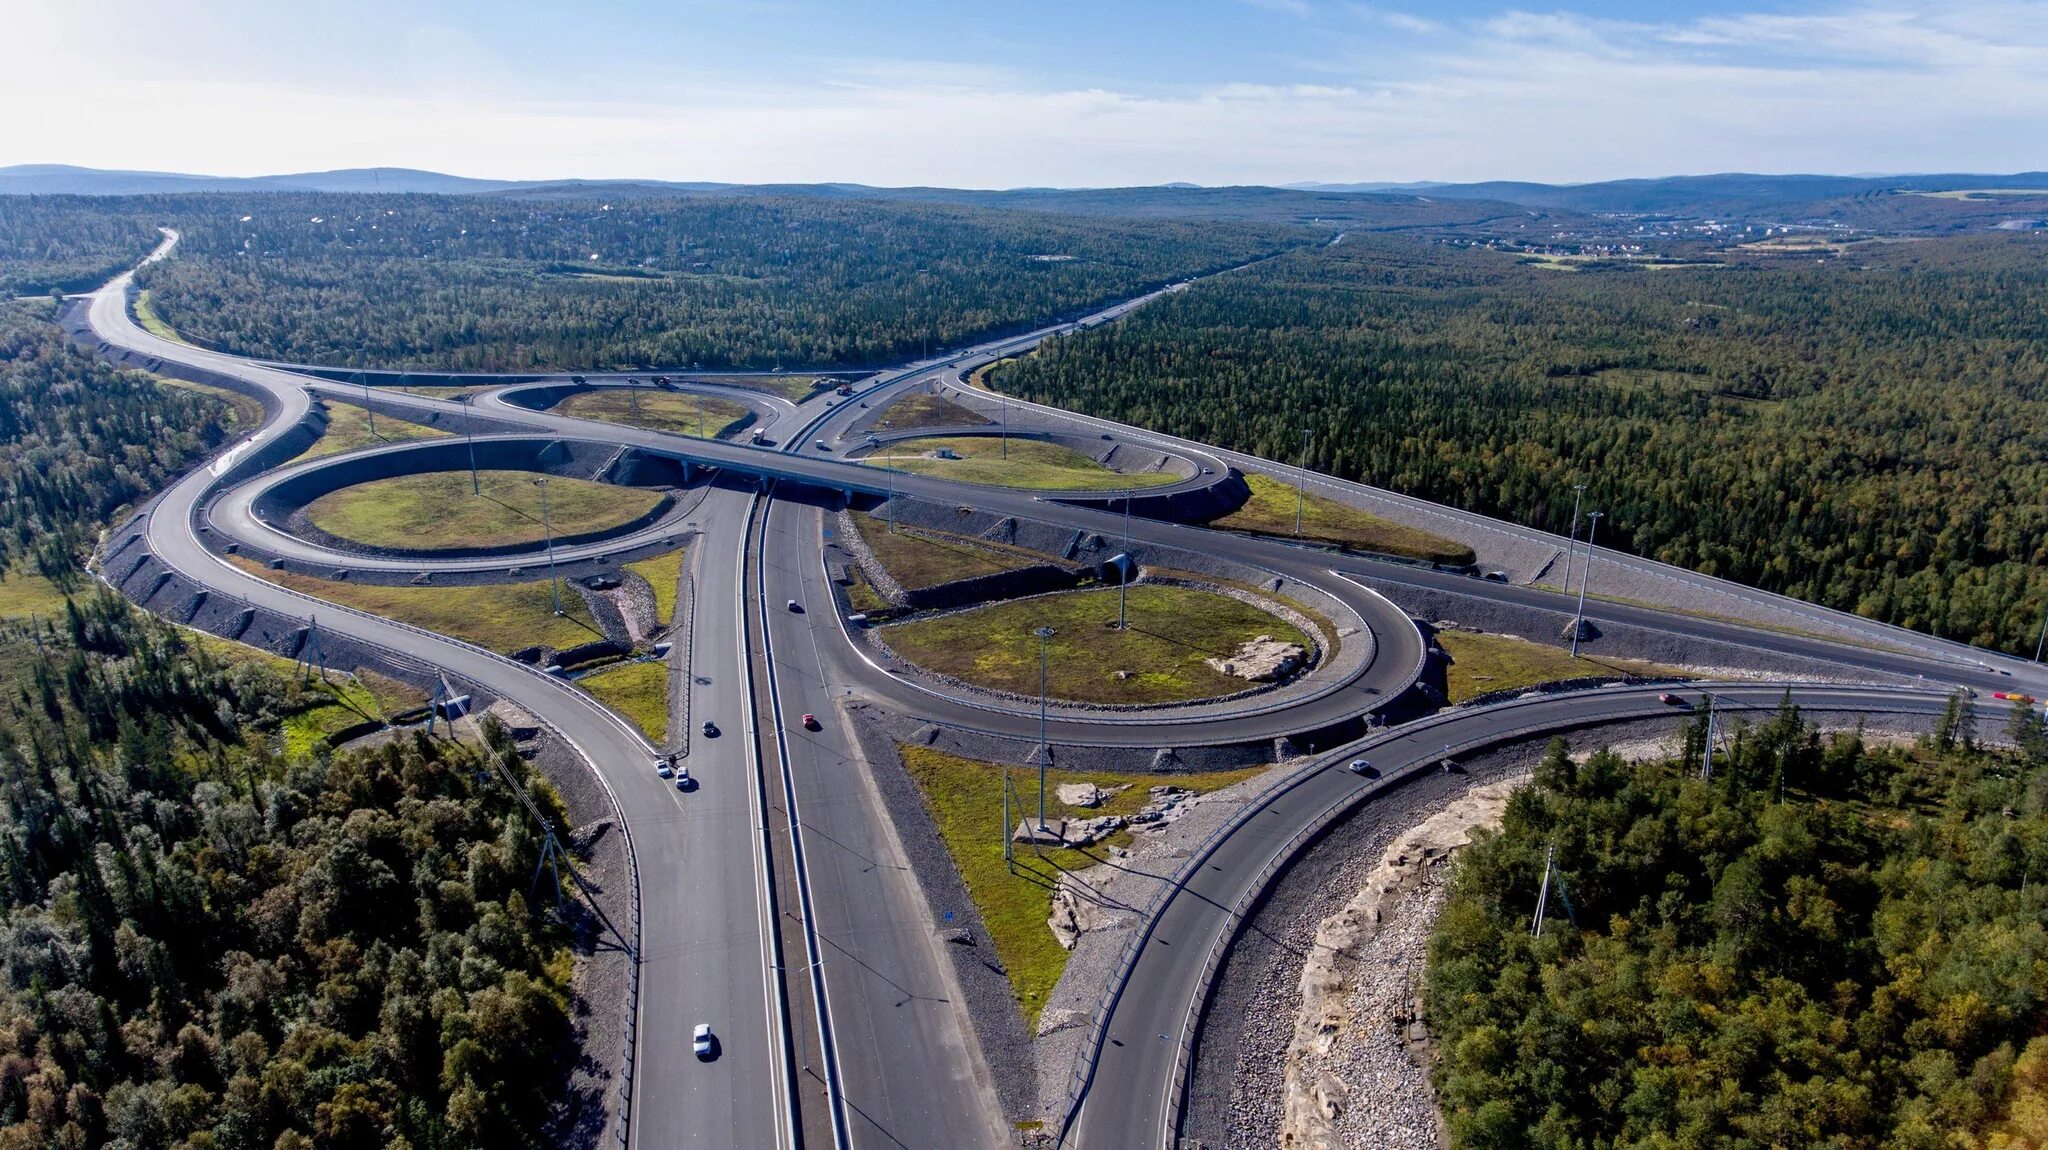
1064;682;2008;1149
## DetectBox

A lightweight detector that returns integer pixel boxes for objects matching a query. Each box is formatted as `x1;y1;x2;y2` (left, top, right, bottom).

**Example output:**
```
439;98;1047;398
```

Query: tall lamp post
1035;626;1055;832
533;477;561;616
1118;487;1134;630
1295;427;1312;537
1560;482;1585;595
354;371;374;436
462;395;479;495
1570;511;1603;656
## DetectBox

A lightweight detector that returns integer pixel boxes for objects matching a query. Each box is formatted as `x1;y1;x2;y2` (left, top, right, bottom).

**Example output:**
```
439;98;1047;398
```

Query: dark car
702;720;719;738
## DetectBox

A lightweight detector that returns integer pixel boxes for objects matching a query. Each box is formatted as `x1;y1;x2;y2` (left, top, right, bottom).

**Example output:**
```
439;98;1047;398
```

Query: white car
657;763;674;779
653;755;670;775
693;1023;714;1058
1347;759;1374;777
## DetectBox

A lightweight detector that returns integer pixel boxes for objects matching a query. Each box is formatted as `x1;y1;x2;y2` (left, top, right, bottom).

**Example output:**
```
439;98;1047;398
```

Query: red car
800;713;821;731
1658;692;1687;706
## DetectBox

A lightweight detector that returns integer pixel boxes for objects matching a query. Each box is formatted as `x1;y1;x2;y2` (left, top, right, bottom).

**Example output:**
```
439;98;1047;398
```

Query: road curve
1063;682;2001;1149
85;235;791;1150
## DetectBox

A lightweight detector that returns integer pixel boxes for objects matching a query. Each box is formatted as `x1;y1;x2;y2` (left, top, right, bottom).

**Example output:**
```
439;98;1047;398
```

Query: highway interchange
80;231;2048;1149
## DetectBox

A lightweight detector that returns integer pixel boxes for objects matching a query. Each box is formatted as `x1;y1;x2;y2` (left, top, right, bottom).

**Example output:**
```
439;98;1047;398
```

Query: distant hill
7;164;2043;233
1307;171;2048;216
0;164;735;197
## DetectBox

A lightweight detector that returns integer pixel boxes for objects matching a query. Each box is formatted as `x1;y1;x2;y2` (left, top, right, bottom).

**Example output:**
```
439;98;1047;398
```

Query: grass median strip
1437;629;1684;703
226;554;606;653
580;659;670;744
850;511;1041;591
865;436;1177;491
303;469;664;552
869;391;991;432
880;584;1308;705
555;389;752;438
624;548;685;628
297;402;450;460
901;745;1264;1030
1215;472;1475;564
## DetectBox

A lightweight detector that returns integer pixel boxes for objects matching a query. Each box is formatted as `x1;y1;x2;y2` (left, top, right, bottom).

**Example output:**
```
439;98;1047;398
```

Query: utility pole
1560;483;1585;595
1036;625;1055;832
1003;768;1013;873
629;377;640;419
2034;603;2048;663
1295;427;1312;537
1001;393;1009;460
1570;512;1603;657
463;395;479;495
533;477;561;615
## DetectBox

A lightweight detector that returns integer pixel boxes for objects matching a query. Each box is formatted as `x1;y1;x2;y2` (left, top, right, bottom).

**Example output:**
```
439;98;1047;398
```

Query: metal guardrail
752;488;853;1149
732;492;806;1150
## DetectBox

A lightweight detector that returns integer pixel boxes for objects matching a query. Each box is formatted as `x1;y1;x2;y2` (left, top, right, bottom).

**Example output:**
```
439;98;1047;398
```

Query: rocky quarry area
1207;634;1309;682
1278;779;1520;1150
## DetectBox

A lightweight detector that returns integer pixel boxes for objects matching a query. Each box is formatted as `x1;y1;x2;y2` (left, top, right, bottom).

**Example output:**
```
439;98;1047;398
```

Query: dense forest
0;199;161;296
0;599;576;1149
1427;702;2048;1148
0;301;230;583
991;234;2048;653
123;193;1296;370
0;288;580;1147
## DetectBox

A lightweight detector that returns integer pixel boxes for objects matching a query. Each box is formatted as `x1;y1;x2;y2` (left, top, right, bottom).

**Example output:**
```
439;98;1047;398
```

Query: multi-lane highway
79;228;2048;1150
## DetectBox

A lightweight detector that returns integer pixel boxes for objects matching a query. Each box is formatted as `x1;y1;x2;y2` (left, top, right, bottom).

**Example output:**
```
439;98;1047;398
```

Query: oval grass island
876;583;1312;707
301;469;667;553
862;435;1182;491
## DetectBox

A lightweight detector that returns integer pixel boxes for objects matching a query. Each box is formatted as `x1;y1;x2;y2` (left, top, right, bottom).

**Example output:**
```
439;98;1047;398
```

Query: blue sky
9;1;2045;186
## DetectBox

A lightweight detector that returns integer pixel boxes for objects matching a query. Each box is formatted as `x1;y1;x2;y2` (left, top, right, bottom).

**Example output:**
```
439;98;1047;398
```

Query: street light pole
1001;393;1009;460
2034;603;2048;663
534;477;561;616
1571;511;1603;656
355;371;374;436
463;396;479;495
1560;483;1585;595
1118;487;1133;630
1295;427;1312;537
1035;625;1055;831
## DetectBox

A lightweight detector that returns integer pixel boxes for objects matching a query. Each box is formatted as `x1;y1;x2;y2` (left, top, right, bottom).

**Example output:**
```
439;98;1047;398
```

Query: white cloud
3;0;2045;185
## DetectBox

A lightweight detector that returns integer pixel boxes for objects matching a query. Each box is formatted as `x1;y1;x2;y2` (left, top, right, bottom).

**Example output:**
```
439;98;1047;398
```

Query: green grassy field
1437;630;1682;703
555;389;752;438
298;402;450;460
398;385;485;401
1215;472;1475;565
691;373;825;402
227;555;606;653
303;469;664;551
869;391;991;432
865;436;1177;491
624;548;686;628
881;584;1309;705
0;567;71;620
900;745;1265;1029
580;659;670;744
850;511;1041;590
